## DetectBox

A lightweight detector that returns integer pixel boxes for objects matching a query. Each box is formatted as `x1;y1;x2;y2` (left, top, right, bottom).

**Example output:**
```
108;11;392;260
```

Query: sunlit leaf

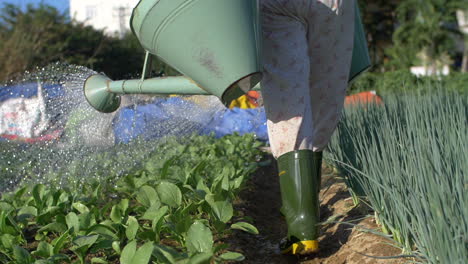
125;216;139;241
32;184;45;207
17;206;37;219
72;202;90;214
132;242;154;264
187;252;212;264
38;222;68;233
219;252;245;261
231;222;259;235
156;182;182;208
73;235;99;248
65;212;80;232
137;186;159;208
52;229;70;255
33;241;53;258
91;257;108;264
120;241;136;264
205;195;233;223
186;221;213;254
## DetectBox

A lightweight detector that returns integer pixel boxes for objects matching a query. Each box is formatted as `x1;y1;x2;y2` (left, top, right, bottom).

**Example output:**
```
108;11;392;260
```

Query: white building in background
70;0;140;38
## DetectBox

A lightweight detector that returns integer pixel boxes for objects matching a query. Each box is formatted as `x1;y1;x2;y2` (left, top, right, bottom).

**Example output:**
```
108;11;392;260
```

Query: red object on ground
345;91;383;106
247;91;261;107
0;130;62;143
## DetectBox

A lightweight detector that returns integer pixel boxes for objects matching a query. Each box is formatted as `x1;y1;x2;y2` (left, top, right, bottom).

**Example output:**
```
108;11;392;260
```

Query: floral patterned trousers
260;0;355;158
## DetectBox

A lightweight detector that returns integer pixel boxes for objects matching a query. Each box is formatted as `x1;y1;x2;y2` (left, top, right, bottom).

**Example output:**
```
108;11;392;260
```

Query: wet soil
228;154;411;264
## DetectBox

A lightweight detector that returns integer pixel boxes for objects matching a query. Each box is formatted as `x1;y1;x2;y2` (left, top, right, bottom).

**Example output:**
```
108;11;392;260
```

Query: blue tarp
0;83;64;102
113;97;268;144
202;107;268;140
1;83;268;143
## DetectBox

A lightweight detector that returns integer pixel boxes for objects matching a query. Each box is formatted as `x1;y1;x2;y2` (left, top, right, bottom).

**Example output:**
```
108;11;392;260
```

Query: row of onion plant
327;86;467;264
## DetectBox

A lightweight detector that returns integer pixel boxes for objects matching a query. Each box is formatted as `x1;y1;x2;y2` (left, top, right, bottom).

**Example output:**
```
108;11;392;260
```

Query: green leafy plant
0;134;265;263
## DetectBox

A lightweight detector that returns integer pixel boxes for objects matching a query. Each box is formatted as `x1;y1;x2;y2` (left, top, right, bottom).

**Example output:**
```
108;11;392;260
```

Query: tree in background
457;9;468;72
385;0;468;71
357;0;468;72
0;4;71;81
0;3;178;83
357;0;401;71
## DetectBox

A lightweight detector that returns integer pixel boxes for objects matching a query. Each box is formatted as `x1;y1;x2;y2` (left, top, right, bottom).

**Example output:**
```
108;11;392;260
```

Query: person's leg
260;1;313;159
261;0;356;255
307;0;355;152
260;0;320;255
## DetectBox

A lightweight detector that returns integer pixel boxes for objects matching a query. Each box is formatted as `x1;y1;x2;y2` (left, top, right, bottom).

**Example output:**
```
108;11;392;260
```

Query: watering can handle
141;51;153;82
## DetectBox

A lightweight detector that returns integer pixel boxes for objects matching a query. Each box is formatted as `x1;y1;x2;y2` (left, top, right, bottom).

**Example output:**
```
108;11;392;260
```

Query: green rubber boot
277;150;322;255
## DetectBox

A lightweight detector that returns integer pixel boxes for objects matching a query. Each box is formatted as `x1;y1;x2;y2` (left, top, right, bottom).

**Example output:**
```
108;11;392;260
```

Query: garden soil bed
228;154;410;264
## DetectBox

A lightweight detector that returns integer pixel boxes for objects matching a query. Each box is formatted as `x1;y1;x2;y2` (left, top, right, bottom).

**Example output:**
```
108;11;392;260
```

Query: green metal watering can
84;0;370;113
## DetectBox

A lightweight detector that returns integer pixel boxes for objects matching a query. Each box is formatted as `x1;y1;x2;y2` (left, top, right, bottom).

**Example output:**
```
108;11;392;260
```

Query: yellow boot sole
281;240;319;255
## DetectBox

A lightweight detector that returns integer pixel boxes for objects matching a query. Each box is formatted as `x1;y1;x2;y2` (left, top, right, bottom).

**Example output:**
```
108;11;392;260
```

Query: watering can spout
84;74;213;113
84;75;120;113
84;73;265;113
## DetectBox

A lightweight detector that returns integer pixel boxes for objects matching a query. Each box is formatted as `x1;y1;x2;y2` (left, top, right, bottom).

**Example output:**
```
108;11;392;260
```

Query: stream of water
0;63;234;193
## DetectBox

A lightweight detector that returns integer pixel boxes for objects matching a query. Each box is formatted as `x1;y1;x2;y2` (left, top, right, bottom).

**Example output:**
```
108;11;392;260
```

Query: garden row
327;87;467;263
0;134;264;263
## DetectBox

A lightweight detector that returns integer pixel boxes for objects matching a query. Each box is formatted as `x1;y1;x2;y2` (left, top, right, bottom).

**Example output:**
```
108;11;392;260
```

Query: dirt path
228;155;409;264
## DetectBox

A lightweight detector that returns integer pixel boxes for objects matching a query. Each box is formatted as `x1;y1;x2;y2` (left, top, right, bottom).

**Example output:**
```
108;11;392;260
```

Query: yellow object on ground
281;240;319;255
169;91;261;109
229;91;261;109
